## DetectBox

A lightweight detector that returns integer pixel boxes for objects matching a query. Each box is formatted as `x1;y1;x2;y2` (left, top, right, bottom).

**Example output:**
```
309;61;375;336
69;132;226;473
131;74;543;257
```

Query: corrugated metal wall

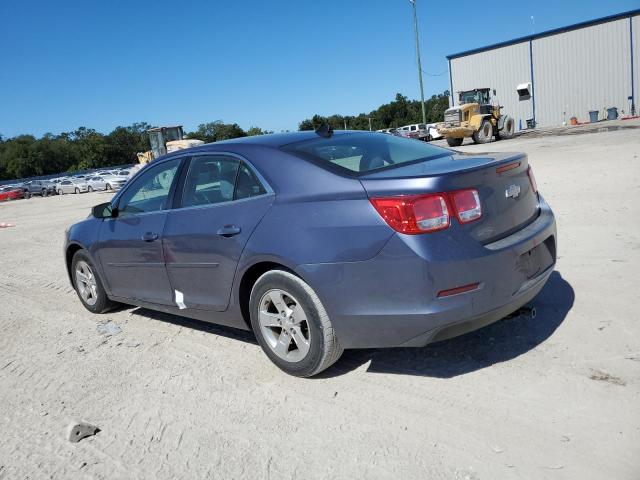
449;13;639;128
634;16;639;115
449;42;533;130
533;19;631;125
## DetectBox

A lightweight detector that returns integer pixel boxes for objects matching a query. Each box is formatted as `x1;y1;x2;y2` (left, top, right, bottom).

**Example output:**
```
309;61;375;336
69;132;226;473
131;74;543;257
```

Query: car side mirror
92;202;117;219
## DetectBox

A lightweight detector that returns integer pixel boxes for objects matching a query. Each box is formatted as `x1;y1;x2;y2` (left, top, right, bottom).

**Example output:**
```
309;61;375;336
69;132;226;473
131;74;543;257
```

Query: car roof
206;130;355;148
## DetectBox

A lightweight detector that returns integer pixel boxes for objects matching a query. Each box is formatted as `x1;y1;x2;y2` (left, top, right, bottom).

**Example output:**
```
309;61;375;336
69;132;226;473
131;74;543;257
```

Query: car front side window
117;159;180;216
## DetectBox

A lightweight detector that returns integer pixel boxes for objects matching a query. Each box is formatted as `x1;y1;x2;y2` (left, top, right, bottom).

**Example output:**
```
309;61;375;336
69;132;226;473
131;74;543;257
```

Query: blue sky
1;0;637;137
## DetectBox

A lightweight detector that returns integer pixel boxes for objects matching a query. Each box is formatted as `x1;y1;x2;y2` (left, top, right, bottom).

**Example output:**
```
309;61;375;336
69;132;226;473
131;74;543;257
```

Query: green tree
187;121;247;143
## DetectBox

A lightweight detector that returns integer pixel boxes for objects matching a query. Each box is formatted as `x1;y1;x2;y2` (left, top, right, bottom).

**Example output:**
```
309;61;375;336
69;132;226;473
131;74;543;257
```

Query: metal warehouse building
447;9;639;129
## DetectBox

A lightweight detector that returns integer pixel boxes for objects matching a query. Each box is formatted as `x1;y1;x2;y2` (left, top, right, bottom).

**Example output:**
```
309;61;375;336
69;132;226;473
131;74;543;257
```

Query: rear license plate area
517;237;555;280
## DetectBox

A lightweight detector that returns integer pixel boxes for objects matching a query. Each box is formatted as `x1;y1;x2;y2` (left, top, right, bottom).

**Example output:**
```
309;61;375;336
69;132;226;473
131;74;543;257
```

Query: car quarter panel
296;197;556;348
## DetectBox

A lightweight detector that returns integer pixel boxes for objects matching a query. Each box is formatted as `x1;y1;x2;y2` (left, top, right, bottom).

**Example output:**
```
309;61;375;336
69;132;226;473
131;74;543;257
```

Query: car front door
162;155;274;311
96;158;182;305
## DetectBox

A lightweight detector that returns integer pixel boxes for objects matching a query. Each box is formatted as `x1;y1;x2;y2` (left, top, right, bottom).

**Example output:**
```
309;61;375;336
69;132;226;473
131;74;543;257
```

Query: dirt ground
1;126;639;480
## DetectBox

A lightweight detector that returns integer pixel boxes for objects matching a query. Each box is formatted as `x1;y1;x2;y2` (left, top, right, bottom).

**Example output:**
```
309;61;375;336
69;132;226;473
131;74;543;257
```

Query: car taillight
370;189;482;234
527;166;538;193
370;194;449;234
451;189;482;224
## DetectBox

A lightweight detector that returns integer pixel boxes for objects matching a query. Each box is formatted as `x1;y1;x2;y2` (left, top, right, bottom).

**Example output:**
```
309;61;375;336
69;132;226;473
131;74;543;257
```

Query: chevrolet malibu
64;130;556;377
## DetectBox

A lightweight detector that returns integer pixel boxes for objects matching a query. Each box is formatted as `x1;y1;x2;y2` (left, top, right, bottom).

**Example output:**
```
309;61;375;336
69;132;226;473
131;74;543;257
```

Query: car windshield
281;132;449;174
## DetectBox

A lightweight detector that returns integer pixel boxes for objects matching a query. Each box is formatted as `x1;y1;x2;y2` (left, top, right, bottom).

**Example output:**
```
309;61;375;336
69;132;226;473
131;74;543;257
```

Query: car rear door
96;158;182;305
162;154;274;311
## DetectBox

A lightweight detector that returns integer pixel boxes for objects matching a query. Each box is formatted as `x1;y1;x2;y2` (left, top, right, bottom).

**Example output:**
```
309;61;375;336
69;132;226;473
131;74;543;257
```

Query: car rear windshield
281;132;449;175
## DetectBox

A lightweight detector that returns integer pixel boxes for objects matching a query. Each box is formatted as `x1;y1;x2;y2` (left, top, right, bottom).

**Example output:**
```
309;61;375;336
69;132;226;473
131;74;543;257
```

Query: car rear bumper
298;196;557;349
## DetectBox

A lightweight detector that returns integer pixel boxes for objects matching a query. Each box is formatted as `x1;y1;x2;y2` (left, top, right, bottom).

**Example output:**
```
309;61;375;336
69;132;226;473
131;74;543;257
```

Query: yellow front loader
437;88;515;147
136;126;204;165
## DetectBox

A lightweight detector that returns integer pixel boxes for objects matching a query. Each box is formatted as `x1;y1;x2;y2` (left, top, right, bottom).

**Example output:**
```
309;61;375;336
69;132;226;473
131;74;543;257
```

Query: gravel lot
1;126;639;479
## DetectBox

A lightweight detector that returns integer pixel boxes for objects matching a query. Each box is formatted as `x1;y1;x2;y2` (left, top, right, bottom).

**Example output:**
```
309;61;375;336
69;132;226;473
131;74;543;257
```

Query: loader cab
148;126;184;159
459;88;491;106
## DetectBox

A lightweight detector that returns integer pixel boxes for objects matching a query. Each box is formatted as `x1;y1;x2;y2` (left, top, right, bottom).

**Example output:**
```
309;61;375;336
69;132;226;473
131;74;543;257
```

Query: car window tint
234;163;266;200
118;159;180;216
182;156;240;208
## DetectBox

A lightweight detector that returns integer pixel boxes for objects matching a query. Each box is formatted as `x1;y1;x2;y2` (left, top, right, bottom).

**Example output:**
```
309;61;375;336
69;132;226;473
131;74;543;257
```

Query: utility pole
411;0;427;124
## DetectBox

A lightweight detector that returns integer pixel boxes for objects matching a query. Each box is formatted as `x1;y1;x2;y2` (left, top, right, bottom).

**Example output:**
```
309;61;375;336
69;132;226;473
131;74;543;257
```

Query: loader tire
496;115;515;140
446;137;464;147
472;120;493;144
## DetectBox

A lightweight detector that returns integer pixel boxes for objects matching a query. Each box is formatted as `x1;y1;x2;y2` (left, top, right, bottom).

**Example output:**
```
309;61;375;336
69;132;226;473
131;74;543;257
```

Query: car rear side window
181;156;267;207
234;163;266;200
182;156;240;207
281;132;448;174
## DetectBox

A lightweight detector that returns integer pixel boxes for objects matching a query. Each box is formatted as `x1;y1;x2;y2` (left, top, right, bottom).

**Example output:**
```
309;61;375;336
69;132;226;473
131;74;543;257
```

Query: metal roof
447;8;640;60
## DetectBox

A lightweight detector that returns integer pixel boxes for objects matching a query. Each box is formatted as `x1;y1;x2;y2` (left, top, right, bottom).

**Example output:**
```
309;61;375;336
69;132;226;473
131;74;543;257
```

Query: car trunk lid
359;152;539;244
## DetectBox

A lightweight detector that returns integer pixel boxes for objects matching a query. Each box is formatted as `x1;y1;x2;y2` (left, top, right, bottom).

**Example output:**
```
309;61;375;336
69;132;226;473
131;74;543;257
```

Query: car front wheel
88;186;93;192
249;270;343;377
74;187;80;194
106;183;112;190
71;250;117;313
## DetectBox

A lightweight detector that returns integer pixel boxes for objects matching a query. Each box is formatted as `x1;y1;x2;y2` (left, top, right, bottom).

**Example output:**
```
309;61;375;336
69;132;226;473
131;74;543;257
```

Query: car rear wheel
249;270;343;377
88;186;93;192
24;191;31;199
106;183;112;190
71;250;117;314
446;137;464;147
42;189;48;197
58;189;63;195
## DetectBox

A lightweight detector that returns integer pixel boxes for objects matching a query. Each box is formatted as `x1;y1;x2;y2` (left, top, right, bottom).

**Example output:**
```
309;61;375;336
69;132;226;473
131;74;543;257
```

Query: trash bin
589;110;599;123
607;107;618;120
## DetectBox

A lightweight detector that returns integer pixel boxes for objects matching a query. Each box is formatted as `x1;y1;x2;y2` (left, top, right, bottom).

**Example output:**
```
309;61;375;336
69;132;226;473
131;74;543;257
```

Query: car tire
249;270;343;377
472;119;494;144
88;186;93;192
42;189;48;197
446;137;464;147
71;250;117;314
24;191;31;199
75;187;80;194
58;189;63;195
106;183;112;191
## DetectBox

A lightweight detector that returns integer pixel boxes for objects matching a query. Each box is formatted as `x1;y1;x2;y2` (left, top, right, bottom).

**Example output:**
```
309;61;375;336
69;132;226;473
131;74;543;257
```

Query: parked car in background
425;123;443;141
57;178;89;194
22;180;57;198
86;176;108;192
0;186;25;201
64;130;556;377
397;124;432;141
99;175;127;190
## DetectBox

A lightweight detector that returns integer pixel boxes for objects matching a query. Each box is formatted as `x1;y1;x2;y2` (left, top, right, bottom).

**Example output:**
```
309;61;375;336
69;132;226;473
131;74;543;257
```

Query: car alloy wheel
250;270;343;377
106;183;112;190
88;186;93;192
75;187;80;194
258;289;311;362
75;260;98;306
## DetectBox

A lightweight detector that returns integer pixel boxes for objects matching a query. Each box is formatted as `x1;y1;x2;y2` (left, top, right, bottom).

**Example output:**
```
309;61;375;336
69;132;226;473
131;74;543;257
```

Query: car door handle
142;232;159;242
217;225;241;238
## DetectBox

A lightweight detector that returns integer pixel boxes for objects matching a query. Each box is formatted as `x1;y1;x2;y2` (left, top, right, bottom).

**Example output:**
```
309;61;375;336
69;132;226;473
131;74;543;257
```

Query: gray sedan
57;179;89;194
